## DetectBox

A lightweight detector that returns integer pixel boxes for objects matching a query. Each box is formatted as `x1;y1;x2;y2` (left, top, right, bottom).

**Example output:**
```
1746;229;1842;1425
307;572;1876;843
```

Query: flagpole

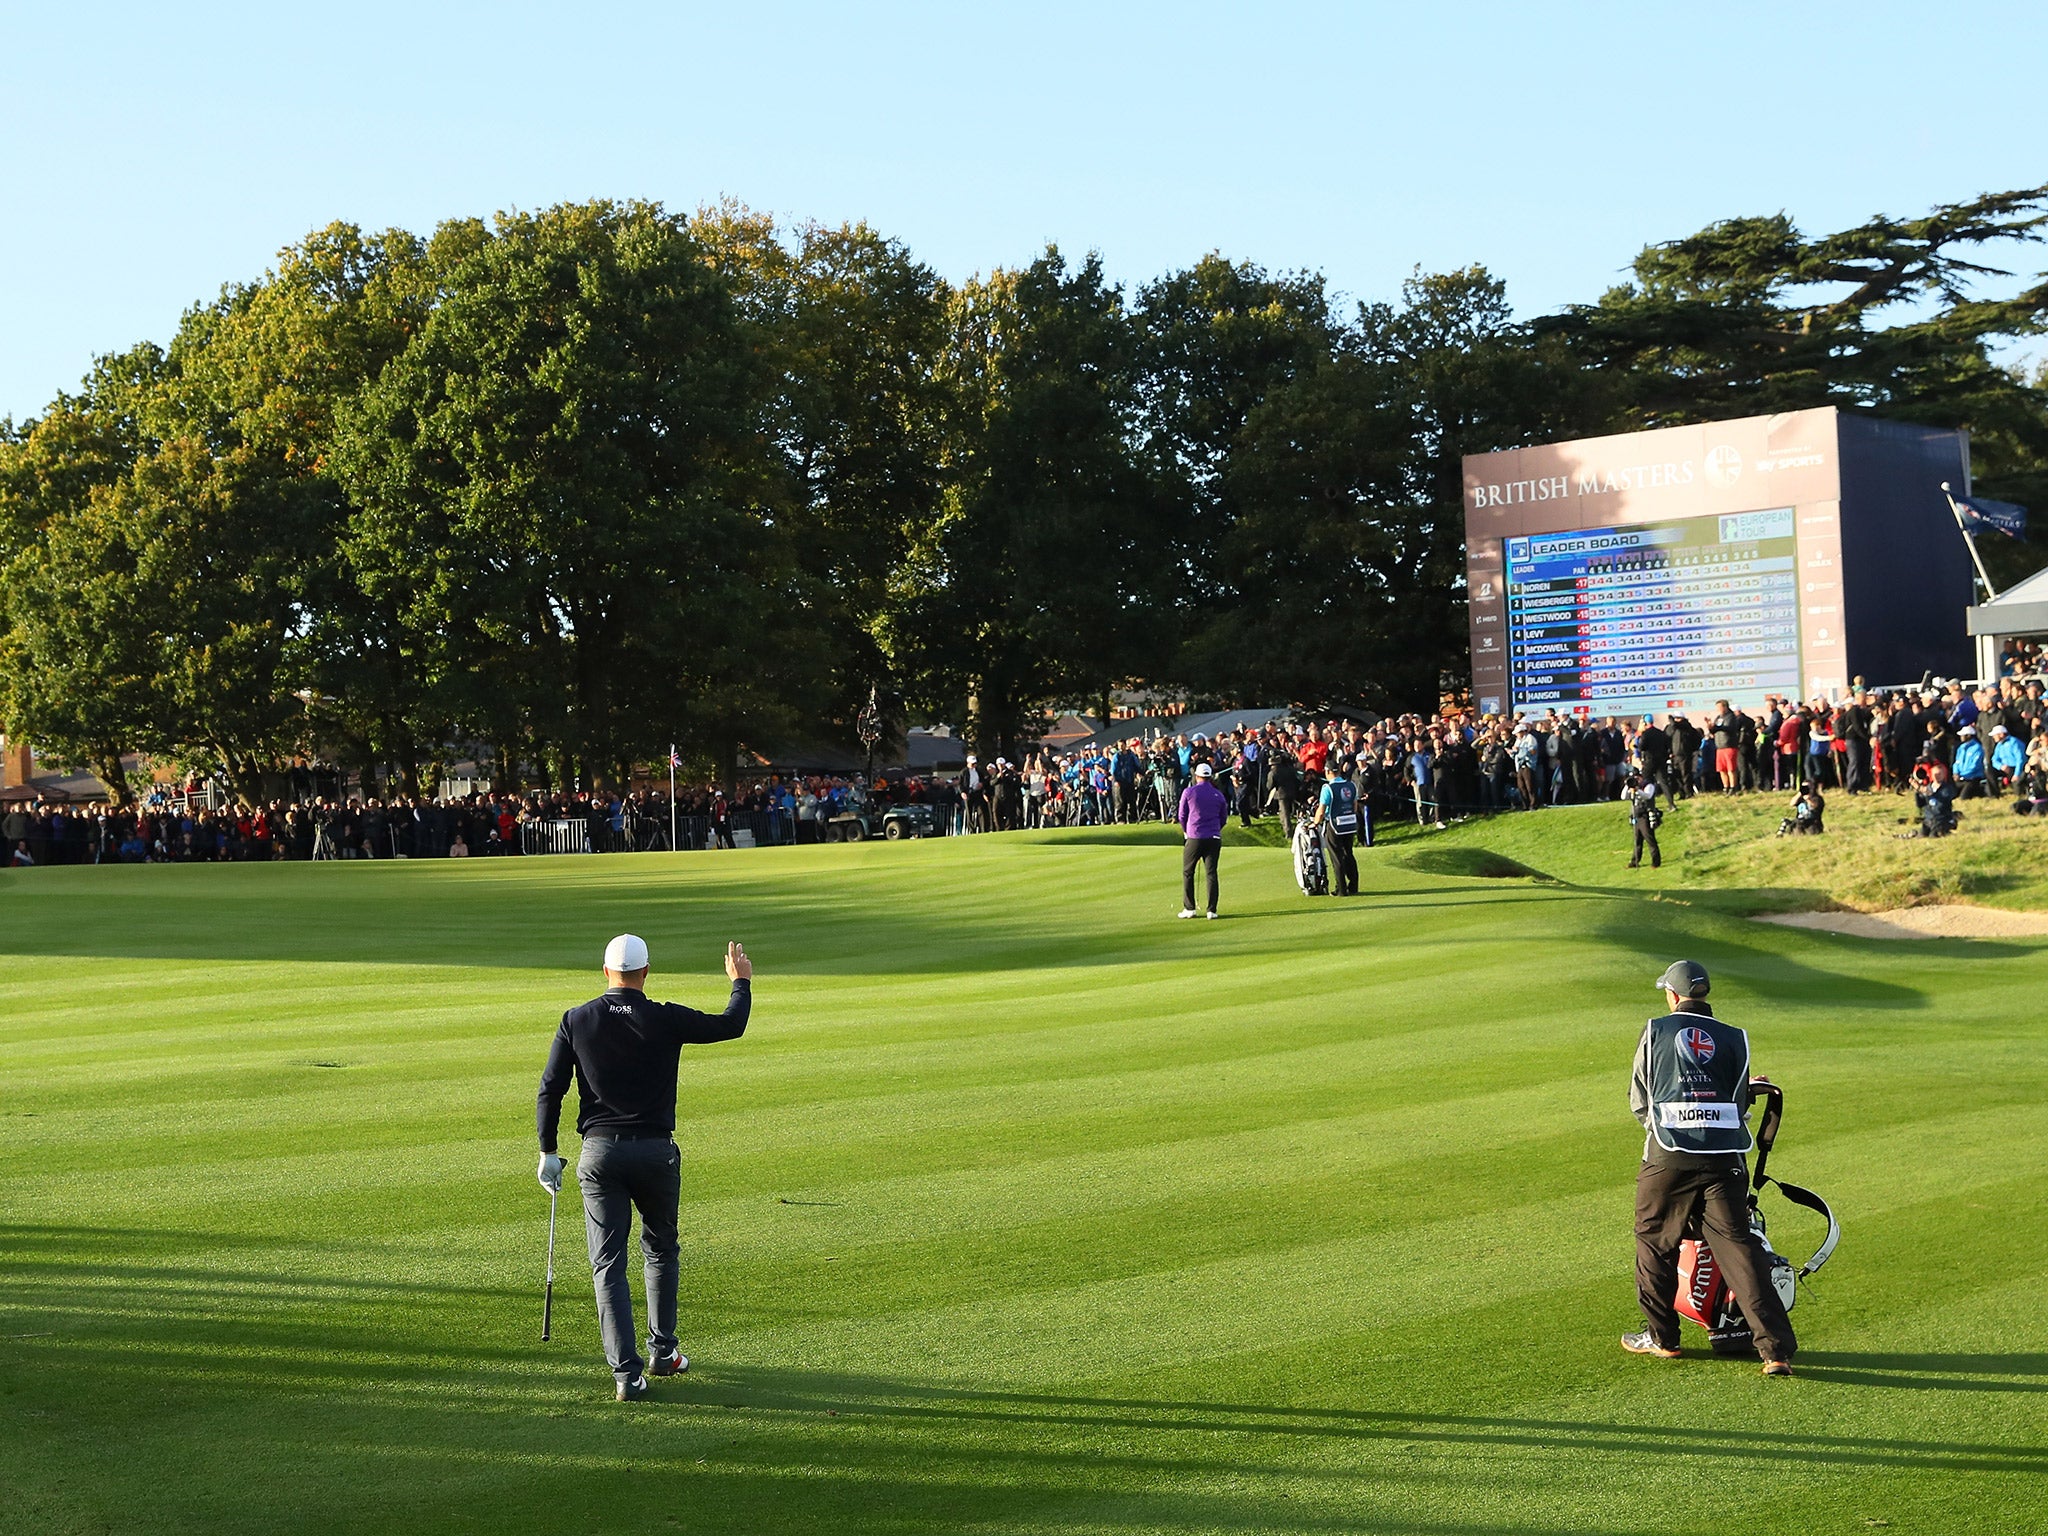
1941;482;2000;601
669;745;677;852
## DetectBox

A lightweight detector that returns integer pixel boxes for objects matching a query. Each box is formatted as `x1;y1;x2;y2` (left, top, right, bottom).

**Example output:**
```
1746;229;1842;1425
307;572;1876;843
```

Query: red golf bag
1673;1082;1840;1354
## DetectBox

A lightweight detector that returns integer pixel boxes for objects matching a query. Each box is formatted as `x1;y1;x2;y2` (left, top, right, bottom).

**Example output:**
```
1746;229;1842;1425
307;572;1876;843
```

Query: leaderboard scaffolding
1503;507;1802;717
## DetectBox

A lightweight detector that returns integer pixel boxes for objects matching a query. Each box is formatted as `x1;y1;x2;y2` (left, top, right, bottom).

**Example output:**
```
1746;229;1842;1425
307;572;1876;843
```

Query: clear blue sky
5;1;2045;422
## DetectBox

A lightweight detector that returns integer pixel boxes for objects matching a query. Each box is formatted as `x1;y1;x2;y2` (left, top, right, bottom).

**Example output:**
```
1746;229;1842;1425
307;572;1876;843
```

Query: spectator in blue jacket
1952;725;1988;798
1990;725;2023;796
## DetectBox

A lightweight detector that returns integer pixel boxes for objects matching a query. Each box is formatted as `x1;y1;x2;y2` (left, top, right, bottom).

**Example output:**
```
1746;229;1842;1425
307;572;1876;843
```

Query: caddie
1312;761;1361;896
1622;959;1796;1376
536;933;753;1400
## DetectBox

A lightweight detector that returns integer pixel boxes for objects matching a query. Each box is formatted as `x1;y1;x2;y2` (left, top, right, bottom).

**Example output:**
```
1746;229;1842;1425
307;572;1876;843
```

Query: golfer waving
537;934;752;1400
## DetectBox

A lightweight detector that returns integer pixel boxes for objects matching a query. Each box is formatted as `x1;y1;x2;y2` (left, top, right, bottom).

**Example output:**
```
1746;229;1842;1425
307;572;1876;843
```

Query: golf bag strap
1748;1081;1784;1193
1764;1176;1840;1278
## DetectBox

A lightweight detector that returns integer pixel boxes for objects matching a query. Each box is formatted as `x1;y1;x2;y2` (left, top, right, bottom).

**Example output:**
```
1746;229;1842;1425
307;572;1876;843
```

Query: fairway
3;825;2044;1535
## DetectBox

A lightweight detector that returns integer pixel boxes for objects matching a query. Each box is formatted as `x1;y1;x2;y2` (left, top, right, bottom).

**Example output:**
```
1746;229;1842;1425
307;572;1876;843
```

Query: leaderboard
1503;508;1802;717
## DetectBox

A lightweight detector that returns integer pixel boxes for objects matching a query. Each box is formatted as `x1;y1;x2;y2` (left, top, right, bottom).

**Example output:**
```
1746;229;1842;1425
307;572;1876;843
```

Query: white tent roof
1967;562;2048;637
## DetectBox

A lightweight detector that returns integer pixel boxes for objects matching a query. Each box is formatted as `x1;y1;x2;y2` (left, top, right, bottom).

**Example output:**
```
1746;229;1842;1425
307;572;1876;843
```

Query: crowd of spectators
9;670;2048;866
947;675;2048;839
1473;676;2048;810
2;775;959;865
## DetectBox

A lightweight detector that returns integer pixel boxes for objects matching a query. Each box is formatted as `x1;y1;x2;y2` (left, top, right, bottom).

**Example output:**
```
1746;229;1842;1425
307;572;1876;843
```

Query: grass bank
1368;789;2048;915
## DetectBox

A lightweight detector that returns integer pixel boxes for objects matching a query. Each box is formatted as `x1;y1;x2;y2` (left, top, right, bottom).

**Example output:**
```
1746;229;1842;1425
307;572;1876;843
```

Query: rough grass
1374;790;2048;915
2;834;2045;1535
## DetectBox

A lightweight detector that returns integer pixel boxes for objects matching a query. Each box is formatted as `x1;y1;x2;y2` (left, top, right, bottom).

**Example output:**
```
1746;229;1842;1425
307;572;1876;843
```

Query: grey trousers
577;1136;681;1382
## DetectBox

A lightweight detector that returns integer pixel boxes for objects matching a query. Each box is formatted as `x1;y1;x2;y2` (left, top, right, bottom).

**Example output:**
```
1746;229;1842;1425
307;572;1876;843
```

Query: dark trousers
1635;1159;1796;1362
578;1136;682;1383
1181;836;1220;913
1321;827;1358;895
1631;823;1661;867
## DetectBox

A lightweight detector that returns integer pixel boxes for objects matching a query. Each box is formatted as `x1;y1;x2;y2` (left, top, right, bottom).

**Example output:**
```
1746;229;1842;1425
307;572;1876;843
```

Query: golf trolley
1674;1081;1841;1353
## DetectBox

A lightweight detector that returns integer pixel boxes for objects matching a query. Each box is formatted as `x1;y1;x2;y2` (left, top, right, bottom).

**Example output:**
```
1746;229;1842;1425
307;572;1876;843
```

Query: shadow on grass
7;1227;2046;1485
1396;847;1549;881
0;849;1601;978
688;1365;2048;1475
1792;1351;2048;1393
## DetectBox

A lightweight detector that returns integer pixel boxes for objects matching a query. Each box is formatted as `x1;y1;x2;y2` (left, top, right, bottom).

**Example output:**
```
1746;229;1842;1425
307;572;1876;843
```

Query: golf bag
1293;815;1328;896
1673;1082;1840;1354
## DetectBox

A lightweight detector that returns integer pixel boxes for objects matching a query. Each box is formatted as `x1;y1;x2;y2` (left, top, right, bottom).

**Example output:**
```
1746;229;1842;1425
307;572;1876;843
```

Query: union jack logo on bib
1678;1027;1716;1065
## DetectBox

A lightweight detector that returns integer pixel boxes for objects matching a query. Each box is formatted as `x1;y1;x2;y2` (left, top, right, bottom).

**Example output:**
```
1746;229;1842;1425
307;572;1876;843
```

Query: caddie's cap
605;934;650;972
1194;762;1214;777
1655;959;1709;998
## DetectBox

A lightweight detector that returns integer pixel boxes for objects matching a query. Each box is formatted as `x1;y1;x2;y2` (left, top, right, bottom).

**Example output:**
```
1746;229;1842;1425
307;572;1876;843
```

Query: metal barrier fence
511;811;796;855
520;819;591;856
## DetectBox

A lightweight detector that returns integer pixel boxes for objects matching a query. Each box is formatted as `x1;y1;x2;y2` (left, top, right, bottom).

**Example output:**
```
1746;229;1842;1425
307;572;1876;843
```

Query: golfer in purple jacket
1177;762;1229;918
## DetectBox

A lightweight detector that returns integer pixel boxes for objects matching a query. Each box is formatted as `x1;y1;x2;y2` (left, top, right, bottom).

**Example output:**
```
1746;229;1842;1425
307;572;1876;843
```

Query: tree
160;223;435;796
1545;185;2048;577
0;348;164;800
0;483;165;803
693;207;949;749
1134;255;1335;699
885;250;1158;757
1144;265;1588;709
334;201;797;789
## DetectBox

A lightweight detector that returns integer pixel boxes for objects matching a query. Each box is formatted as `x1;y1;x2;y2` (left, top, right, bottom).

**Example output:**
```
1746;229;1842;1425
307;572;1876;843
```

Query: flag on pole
1954;495;2027;538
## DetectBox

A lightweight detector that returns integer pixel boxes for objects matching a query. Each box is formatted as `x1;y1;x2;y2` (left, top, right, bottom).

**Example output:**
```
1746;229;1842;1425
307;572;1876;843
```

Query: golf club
541;1183;558;1342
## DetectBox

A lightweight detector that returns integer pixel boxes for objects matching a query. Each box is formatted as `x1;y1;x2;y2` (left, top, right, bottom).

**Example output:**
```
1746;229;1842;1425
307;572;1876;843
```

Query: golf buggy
821;798;936;842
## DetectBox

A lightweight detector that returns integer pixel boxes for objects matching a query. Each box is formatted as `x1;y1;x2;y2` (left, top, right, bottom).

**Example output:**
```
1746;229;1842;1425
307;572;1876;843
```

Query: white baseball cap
1194;762;1214;777
604;934;650;972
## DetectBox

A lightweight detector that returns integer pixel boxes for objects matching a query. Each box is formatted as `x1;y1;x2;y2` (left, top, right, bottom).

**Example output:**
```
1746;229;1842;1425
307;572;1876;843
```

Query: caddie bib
1324;779;1359;835
1646;1013;1753;1155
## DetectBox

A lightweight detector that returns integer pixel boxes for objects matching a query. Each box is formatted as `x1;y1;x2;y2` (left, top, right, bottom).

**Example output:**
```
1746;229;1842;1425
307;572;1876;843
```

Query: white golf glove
537;1153;566;1193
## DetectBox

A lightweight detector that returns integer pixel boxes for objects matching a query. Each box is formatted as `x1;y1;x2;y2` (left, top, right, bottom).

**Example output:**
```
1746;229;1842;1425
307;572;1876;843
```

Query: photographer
1636;716;1675;808
1625;772;1663;869
1916;761;1959;838
1777;786;1825;836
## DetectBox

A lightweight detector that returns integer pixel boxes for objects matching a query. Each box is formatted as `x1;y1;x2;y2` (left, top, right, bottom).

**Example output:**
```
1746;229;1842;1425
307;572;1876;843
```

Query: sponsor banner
1463;408;1840;533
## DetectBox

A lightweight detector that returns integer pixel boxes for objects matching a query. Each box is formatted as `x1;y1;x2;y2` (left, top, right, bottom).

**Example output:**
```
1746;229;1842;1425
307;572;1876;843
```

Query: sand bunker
1757;906;2048;940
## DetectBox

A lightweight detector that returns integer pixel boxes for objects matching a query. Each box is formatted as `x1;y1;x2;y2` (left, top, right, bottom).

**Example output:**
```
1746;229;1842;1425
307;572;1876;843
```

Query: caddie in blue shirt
1312;762;1361;896
1622;959;1797;1375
